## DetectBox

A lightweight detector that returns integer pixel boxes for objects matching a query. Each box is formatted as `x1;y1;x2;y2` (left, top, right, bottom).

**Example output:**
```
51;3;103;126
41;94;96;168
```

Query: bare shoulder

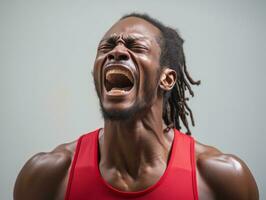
195;141;259;200
14;140;77;200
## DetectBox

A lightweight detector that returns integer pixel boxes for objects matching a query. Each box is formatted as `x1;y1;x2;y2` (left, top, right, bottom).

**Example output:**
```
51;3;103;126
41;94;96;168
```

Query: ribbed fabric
65;129;198;200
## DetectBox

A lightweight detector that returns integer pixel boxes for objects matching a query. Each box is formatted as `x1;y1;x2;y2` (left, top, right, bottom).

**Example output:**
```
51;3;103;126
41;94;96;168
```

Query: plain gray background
1;0;265;199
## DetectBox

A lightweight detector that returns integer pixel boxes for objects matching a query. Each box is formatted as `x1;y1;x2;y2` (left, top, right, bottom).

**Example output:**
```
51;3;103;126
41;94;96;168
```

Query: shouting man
14;13;259;200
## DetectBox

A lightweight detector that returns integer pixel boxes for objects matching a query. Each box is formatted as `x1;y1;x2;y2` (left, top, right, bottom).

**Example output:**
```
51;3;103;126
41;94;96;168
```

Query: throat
98;126;175;192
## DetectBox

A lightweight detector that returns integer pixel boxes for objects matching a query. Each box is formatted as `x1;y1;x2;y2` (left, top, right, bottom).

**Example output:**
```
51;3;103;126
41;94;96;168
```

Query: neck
99;100;174;180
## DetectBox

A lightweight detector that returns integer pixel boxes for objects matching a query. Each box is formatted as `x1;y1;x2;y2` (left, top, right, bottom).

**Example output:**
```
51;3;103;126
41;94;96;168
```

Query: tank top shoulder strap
64;129;99;200
171;129;194;170
75;130;99;167
172;129;198;199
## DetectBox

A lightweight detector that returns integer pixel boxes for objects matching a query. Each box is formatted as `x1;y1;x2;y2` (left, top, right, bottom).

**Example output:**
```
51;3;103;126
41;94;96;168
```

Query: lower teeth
110;88;126;93
109;87;131;92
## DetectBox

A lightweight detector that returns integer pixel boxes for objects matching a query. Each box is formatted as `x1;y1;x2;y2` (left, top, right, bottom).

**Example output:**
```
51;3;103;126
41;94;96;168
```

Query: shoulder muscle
196;142;259;200
14;142;76;200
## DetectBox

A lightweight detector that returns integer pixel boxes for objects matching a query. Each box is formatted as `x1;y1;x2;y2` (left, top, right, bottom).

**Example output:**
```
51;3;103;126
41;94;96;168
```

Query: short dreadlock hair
121;13;201;135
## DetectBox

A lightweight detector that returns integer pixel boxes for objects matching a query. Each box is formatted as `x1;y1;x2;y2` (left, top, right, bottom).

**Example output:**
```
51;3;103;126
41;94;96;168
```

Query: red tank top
65;129;198;200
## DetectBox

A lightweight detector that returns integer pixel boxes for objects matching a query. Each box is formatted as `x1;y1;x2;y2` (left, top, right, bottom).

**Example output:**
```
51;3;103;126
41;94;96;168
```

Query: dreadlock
121;13;200;135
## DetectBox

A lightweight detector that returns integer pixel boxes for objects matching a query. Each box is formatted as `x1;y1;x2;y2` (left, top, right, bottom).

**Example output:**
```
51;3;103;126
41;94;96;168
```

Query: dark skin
14;17;259;200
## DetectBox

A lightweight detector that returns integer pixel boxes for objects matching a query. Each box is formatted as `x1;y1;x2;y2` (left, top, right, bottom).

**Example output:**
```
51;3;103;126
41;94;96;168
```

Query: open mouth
104;66;134;94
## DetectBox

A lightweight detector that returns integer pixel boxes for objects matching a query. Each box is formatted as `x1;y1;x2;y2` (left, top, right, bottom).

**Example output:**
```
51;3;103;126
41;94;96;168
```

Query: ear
159;68;177;91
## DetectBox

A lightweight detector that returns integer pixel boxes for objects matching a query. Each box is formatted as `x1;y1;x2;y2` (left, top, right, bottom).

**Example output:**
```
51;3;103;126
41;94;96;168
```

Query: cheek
140;55;160;82
138;59;161;97
93;56;105;92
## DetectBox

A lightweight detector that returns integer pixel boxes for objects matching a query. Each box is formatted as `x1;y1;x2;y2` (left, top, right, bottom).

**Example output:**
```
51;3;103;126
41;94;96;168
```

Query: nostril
119;54;129;60
107;54;115;60
107;49;129;61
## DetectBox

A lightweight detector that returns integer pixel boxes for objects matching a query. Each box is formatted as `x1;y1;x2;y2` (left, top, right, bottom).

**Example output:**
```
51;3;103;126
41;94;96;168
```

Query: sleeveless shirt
65;129;198;200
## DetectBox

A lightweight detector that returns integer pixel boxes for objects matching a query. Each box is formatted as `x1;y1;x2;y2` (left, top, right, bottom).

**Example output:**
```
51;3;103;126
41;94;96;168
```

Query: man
14;13;259;200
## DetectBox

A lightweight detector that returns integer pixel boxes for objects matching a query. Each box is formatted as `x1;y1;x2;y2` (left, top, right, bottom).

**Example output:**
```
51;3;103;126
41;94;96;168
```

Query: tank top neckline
93;128;178;197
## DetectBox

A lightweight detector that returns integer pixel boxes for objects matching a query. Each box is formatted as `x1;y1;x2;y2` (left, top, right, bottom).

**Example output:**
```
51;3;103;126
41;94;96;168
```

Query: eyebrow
99;34;149;44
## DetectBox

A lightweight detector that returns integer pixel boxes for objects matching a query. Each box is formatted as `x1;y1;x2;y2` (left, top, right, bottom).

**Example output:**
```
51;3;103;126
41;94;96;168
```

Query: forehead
102;17;161;42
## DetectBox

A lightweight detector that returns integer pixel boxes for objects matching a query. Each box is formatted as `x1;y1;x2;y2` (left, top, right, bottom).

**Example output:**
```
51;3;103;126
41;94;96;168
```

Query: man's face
93;17;162;120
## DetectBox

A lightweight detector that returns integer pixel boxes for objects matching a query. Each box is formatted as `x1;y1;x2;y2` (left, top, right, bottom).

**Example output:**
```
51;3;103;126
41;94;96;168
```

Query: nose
107;43;129;61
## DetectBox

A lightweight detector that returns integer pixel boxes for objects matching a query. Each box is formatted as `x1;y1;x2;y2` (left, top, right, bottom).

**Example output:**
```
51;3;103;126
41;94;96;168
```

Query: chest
58;130;216;200
55;165;215;200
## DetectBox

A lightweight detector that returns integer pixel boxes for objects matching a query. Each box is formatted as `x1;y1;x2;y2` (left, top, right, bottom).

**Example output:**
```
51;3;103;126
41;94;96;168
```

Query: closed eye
98;44;114;53
128;44;149;53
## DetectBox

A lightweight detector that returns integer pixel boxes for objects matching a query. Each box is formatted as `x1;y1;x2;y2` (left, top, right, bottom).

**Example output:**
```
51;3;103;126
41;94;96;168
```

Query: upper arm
14;148;72;200
197;150;259;200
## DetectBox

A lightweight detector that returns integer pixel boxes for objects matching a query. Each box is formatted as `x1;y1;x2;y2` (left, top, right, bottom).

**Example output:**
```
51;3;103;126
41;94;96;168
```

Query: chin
100;101;146;121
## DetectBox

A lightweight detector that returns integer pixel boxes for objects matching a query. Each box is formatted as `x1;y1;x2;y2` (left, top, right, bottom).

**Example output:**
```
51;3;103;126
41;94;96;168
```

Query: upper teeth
106;68;133;82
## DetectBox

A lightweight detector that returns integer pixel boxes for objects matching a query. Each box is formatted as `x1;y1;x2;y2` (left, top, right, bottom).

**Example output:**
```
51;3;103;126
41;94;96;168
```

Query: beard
99;100;144;121
97;85;159;121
